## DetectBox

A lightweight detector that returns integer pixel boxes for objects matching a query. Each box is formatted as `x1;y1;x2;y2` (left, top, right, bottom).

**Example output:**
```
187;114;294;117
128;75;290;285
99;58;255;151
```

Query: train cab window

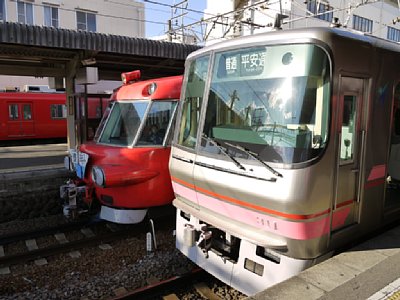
199;44;331;164
177;55;210;149
98;101;148;146
137;101;177;146
23;104;32;120
340;95;356;162
8;104;18;120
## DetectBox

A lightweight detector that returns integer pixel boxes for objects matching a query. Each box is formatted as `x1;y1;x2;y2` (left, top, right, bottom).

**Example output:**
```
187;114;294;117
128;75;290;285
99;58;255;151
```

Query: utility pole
168;0;188;43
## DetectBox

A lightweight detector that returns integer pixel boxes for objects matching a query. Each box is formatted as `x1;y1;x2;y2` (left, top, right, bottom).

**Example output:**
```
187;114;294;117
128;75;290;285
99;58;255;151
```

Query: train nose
91;164;159;188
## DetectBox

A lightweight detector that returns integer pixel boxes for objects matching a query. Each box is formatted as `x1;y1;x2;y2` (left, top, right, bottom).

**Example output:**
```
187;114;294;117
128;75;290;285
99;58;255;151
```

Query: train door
332;77;367;232
385;82;400;211
7;102;34;137
20;103;34;136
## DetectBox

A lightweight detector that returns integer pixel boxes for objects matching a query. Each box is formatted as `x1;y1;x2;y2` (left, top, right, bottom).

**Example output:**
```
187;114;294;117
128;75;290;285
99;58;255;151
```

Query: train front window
201;44;331;164
137;101;178;146
98;101;148;146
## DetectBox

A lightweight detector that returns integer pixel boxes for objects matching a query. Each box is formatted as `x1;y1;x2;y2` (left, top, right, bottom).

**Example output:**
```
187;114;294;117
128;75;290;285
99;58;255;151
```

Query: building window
352;15;373;33
307;0;333;22
76;11;96;32
44;6;59;28
0;0;5;21
51;104;67;119
17;1;33;25
387;26;400;42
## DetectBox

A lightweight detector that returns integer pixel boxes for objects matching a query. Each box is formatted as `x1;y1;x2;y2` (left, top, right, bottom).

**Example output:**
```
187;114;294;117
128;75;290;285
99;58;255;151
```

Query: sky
138;0;207;38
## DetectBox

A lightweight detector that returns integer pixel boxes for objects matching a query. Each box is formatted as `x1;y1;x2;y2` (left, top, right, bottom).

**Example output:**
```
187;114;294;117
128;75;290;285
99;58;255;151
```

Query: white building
203;0;400;44
0;0;145;91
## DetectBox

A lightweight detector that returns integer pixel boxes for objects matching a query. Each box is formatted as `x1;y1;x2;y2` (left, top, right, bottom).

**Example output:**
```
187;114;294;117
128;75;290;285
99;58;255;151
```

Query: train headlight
147;83;157;95
92;166;105;187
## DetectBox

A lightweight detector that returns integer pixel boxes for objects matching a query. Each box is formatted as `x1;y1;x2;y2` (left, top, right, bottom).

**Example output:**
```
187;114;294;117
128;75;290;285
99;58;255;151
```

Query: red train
61;71;183;224
0;91;109;142
0;91;67;141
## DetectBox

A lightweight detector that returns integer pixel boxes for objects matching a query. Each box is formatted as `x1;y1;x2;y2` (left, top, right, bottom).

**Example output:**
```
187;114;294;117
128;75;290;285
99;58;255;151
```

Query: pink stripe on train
172;182;351;241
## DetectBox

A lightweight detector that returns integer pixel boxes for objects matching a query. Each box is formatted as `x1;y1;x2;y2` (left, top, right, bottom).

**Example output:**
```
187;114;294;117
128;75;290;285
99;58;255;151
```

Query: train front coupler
60;179;90;219
197;225;213;257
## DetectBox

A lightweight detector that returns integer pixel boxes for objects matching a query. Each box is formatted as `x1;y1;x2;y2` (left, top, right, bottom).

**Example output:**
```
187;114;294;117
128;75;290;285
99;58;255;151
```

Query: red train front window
98;101;149;146
136;101;177;146
97;100;178;147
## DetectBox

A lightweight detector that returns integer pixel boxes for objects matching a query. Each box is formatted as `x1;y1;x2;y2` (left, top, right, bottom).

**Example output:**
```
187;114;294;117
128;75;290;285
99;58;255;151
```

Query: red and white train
61;71;182;224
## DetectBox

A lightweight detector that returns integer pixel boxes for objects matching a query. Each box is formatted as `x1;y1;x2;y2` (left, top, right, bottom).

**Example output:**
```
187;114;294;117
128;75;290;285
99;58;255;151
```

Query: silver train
169;26;400;295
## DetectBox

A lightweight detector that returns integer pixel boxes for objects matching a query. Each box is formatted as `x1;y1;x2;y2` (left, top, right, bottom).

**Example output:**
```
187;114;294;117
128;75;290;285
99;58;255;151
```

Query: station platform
0;143;67;174
249;224;400;300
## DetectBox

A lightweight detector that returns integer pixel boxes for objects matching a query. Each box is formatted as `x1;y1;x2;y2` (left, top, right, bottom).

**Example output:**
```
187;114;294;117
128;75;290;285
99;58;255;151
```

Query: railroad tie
81;228;95;238
68;250;81;258
34;258;48;266
25;239;39;251
194;282;223;300
98;244;112;250
25;239;48;266
53;233;81;258
0;246;10;274
54;233;69;244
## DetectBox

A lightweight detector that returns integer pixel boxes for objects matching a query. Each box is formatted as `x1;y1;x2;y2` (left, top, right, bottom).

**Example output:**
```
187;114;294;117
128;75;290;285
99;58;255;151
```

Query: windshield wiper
224;141;283;178
202;134;246;171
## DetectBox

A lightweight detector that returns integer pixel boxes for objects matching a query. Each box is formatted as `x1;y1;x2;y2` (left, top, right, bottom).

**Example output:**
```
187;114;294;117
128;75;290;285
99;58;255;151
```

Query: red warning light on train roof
121;70;141;85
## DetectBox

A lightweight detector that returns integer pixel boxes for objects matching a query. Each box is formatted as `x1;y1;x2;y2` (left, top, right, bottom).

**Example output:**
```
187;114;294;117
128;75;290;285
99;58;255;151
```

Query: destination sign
222;48;265;77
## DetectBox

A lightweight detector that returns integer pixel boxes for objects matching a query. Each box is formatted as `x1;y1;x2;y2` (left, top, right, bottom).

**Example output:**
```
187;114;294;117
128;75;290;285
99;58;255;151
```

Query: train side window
23;104;32;120
177;55;210;149
8;104;18;120
51;104;67;119
340;95;356;161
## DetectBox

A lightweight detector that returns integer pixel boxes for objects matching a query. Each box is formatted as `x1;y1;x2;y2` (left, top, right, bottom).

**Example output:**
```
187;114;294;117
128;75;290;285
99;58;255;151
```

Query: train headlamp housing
91;166;105;187
147;83;157;95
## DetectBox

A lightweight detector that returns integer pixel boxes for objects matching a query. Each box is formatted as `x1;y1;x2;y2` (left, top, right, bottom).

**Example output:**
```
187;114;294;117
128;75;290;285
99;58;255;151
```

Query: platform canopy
0;22;201;80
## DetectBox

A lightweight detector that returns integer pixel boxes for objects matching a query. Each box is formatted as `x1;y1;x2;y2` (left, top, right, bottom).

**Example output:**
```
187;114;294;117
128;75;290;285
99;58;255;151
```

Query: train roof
112;74;183;101
187;27;400;60
0;91;66;99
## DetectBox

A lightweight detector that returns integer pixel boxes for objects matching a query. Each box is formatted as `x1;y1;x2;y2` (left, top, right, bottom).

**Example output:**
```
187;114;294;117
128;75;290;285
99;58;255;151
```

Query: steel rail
111;268;209;300
0;222;148;267
0;217;102;246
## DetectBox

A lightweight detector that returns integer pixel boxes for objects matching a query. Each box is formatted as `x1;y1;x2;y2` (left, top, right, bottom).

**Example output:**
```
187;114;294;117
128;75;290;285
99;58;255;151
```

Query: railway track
0;218;100;246
0;216;173;271
111;267;244;300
